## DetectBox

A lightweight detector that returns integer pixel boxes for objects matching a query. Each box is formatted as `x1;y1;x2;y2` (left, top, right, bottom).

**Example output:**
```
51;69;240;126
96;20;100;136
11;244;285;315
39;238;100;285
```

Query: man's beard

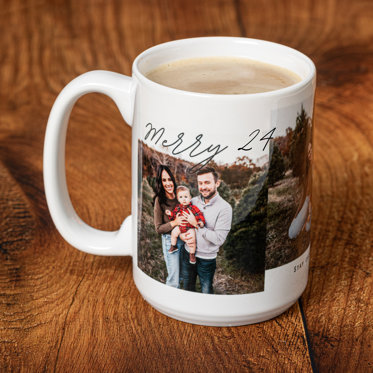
201;188;217;201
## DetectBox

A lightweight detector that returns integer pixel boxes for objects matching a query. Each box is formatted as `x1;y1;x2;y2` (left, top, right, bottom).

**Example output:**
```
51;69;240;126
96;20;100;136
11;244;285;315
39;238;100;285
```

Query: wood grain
0;0;372;372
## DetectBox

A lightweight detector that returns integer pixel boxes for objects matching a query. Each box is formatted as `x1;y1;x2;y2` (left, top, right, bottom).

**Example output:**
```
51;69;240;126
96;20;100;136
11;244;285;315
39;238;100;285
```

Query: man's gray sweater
188;193;233;259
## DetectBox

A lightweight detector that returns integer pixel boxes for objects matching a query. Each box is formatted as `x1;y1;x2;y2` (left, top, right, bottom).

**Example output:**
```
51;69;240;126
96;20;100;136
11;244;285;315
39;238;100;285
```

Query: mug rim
132;36;316;99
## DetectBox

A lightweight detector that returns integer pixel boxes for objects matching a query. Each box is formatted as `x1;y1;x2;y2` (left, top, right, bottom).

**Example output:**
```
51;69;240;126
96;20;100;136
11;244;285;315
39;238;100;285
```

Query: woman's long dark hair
153;165;177;205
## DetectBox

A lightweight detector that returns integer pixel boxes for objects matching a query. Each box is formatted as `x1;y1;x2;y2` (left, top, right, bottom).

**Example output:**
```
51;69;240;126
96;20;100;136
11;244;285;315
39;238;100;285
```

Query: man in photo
180;167;233;294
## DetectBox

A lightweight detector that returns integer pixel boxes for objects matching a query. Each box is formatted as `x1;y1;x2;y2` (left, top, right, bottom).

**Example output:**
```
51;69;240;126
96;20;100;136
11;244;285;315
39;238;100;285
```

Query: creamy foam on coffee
146;57;301;94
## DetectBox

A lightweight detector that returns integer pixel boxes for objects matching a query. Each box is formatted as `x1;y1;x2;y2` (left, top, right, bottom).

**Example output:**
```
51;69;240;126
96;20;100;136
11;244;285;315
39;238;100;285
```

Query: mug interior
134;37;315;94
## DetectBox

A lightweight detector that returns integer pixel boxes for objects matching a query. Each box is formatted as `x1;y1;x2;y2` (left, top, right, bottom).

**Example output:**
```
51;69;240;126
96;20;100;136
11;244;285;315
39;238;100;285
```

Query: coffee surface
145;57;301;94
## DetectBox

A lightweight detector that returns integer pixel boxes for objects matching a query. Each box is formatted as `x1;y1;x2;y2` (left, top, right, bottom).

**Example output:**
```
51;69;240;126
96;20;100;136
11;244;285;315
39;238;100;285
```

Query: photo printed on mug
137;96;313;295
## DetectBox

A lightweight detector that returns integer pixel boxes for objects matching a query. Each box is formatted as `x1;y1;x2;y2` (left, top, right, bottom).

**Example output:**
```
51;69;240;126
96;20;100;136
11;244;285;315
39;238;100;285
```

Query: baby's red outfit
169;203;205;233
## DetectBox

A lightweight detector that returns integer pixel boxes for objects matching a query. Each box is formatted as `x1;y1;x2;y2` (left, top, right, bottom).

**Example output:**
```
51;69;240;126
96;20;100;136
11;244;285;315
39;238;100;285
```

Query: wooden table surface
1;0;372;372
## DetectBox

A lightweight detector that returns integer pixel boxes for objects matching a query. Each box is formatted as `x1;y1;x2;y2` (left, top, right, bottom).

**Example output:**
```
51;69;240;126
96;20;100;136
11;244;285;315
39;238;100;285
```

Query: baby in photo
166;185;205;264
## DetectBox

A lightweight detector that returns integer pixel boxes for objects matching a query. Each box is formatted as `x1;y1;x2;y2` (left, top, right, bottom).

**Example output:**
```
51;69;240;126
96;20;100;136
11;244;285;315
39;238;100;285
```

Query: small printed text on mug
293;253;310;273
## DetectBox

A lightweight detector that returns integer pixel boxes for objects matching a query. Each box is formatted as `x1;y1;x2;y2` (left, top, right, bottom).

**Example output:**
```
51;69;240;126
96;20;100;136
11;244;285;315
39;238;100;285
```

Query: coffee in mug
146;56;301;94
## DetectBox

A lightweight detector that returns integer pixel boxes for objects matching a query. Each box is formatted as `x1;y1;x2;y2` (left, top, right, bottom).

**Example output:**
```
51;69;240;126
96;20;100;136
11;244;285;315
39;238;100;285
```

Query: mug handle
43;71;135;256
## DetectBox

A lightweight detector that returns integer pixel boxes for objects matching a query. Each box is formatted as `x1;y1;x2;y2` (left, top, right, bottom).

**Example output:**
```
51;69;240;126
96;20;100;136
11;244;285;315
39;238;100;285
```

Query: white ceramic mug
44;37;316;326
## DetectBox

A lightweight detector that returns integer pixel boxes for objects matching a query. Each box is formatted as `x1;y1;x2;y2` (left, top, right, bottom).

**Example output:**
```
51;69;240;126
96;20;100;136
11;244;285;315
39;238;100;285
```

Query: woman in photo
288;122;313;240
153;165;185;287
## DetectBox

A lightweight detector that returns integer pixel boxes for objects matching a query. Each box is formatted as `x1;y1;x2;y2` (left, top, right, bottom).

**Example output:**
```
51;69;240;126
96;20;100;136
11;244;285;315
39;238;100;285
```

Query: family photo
137;104;313;295
153;165;232;293
137;137;267;295
266;105;313;269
